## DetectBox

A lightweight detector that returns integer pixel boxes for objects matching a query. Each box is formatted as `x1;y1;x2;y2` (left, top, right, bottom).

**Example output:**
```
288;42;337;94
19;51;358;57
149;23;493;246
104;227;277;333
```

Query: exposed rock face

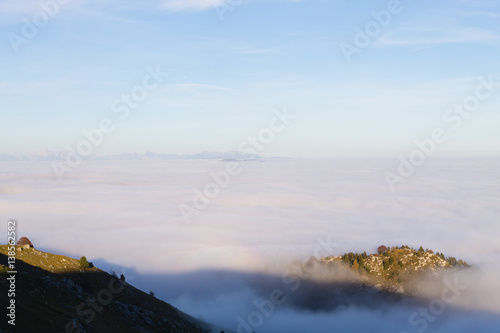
318;245;470;296
17;236;33;247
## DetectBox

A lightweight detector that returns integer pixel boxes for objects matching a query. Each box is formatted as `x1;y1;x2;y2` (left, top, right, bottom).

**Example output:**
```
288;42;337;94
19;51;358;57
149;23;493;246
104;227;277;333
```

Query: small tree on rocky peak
79;256;90;270
447;257;457;266
358;256;365;268
352;259;359;271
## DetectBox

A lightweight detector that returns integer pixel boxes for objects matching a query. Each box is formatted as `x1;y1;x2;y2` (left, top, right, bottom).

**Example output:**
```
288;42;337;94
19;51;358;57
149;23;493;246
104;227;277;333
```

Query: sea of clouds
1;158;500;332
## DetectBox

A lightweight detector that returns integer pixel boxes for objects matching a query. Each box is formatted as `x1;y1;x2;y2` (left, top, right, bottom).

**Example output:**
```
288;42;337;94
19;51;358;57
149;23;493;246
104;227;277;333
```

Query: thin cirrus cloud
374;25;499;48
167;83;234;93
237;47;278;55
0;0;227;15
159;0;305;12
0;1;41;14
0;0;303;15
160;0;227;11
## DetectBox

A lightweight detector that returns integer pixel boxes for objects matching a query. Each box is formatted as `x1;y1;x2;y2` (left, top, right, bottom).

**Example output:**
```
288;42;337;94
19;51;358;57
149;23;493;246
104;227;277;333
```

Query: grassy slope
0;245;221;333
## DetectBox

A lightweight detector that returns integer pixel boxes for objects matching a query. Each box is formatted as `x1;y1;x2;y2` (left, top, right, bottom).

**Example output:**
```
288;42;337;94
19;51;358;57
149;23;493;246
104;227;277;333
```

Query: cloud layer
1;158;500;331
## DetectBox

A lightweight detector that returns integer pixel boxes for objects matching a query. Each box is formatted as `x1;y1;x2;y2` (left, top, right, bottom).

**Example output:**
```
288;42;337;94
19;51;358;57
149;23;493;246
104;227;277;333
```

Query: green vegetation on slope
0;245;221;333
320;245;470;293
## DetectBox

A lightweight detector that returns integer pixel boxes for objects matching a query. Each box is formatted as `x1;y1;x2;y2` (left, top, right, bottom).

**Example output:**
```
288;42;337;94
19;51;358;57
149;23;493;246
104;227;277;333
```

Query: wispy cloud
0;0;302;16
238;47;277;55
462;10;500;18
375;26;499;48
160;0;304;12
160;0;226;11
167;83;233;92
0;1;41;14
0;0;227;15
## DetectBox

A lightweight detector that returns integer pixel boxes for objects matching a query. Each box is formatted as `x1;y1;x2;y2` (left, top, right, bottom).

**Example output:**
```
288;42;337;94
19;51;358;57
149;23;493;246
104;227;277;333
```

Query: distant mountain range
0;150;263;161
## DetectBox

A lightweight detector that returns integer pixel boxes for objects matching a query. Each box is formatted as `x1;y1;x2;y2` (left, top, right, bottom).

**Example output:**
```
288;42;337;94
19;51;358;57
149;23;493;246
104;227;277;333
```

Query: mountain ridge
0;150;263;162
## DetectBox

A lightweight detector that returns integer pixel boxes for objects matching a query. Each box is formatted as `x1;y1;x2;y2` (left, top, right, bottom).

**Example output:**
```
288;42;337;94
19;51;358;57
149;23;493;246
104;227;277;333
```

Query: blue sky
1;0;499;157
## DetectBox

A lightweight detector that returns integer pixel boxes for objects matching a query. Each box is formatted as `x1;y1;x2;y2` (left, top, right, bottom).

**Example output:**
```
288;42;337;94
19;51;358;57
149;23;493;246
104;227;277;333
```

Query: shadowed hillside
0;245;228;333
